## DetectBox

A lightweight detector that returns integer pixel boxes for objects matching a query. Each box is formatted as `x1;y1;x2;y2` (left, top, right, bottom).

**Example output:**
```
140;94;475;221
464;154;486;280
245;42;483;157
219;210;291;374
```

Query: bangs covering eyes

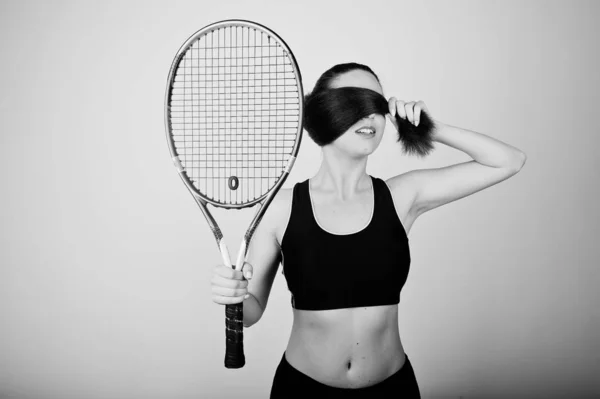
303;87;435;157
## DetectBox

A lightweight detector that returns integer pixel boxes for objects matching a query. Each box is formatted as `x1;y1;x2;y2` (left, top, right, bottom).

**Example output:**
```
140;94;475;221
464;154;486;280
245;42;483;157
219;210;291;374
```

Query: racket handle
218;241;245;368
225;302;245;368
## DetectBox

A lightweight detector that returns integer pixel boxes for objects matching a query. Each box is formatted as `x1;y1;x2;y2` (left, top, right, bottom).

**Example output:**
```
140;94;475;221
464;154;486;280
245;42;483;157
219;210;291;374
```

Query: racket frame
164;19;304;368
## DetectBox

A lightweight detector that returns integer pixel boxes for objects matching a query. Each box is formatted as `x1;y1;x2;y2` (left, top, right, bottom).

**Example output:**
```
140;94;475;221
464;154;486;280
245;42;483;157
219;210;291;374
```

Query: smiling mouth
355;127;376;136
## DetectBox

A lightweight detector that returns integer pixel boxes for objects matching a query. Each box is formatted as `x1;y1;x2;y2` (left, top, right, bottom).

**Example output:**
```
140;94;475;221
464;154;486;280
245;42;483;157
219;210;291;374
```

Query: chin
351;142;380;158
361;146;379;156
358;136;382;152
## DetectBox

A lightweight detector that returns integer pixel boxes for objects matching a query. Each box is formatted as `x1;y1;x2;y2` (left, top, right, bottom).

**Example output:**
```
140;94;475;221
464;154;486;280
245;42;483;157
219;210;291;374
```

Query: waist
285;304;405;388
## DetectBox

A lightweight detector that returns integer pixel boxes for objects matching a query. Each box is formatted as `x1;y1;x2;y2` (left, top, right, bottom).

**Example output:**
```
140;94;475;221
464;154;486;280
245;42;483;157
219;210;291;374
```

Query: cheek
376;115;386;132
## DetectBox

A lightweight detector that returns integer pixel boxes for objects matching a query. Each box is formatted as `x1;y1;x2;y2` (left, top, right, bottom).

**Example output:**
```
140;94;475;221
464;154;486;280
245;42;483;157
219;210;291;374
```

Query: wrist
431;118;444;141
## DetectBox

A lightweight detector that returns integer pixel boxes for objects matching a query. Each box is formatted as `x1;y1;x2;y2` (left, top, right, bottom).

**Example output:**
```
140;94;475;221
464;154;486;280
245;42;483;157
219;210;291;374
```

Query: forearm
242;293;264;328
432;119;526;168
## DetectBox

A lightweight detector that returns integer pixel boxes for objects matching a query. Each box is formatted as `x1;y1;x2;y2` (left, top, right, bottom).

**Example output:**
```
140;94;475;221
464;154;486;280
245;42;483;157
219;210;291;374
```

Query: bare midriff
284;304;406;388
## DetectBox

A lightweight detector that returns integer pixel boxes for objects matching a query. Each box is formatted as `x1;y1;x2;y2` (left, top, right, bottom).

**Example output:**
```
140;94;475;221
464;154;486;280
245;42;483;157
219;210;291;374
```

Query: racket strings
169;26;301;205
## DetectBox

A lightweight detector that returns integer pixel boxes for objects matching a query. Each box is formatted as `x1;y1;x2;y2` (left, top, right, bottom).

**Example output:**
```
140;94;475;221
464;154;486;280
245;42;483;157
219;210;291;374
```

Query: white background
1;1;599;398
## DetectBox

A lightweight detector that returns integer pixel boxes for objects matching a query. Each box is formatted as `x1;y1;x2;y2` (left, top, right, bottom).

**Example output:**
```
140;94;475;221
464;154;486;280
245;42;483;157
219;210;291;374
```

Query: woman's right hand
210;262;253;305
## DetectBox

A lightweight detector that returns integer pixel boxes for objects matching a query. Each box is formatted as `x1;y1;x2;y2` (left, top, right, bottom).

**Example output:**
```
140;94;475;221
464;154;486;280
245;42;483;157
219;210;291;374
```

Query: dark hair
311;62;381;95
303;62;435;157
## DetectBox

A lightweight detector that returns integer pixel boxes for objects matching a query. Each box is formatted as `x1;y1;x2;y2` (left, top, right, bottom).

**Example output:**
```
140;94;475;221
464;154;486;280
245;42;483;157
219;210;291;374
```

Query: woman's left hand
386;97;431;131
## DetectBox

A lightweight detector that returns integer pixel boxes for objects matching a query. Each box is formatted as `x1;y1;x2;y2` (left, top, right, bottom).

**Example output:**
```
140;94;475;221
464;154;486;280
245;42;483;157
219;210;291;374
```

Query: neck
312;146;370;201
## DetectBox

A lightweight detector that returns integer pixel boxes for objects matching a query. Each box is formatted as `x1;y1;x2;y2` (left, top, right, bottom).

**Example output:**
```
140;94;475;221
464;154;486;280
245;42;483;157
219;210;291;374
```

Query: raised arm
386;99;526;217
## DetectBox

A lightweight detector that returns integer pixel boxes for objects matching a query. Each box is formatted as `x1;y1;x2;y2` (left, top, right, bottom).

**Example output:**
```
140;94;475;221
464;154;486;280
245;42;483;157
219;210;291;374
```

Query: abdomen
284;304;405;388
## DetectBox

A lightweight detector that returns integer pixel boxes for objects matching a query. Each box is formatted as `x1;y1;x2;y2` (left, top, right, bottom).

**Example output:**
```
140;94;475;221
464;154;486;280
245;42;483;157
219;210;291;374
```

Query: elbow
510;151;527;172
243;313;264;328
242;293;266;328
517;151;527;170
243;313;262;328
243;320;256;328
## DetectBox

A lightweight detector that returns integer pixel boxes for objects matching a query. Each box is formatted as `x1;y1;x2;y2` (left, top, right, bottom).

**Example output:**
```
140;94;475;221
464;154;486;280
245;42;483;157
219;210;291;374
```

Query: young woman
210;62;526;398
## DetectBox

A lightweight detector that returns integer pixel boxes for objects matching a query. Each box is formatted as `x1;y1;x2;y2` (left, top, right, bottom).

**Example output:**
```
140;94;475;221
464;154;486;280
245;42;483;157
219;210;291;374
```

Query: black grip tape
225;302;245;368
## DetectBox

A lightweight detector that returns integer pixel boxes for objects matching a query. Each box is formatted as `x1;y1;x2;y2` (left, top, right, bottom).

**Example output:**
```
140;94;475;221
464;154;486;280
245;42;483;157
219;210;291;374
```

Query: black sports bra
280;175;411;311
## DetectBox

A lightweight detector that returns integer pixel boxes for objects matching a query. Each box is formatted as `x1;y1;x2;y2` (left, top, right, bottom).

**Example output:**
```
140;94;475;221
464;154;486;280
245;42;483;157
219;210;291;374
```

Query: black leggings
270;352;421;398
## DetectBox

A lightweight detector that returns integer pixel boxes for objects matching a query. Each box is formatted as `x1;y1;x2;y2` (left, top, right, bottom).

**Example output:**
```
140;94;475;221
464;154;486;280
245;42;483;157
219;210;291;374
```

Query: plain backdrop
1;1;599;398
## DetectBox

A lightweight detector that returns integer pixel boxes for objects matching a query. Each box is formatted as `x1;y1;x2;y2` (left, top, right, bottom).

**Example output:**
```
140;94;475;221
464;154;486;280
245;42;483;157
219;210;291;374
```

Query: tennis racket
164;20;304;369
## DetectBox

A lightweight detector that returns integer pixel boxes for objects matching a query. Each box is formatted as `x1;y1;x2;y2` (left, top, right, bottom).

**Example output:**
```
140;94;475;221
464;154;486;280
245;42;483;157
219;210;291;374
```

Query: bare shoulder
260;186;294;247
383;172;420;235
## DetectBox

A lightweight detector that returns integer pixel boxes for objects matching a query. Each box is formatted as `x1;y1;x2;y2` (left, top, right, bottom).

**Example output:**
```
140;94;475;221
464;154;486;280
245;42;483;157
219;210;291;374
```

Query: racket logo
228;176;240;191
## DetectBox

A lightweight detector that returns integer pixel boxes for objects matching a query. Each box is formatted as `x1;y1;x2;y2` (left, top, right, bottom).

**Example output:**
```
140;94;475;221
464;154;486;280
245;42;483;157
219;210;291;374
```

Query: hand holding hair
304;87;436;157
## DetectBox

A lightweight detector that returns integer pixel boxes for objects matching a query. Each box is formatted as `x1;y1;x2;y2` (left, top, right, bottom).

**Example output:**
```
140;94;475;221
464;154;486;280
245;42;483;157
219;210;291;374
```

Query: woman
210;62;526;397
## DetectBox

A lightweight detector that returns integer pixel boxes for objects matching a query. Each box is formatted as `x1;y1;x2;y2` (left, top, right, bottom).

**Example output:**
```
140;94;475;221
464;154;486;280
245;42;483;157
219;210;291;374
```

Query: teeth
356;128;375;134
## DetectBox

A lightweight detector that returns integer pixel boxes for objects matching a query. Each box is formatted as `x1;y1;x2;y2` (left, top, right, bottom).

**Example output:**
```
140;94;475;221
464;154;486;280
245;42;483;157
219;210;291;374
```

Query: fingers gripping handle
220;239;248;369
